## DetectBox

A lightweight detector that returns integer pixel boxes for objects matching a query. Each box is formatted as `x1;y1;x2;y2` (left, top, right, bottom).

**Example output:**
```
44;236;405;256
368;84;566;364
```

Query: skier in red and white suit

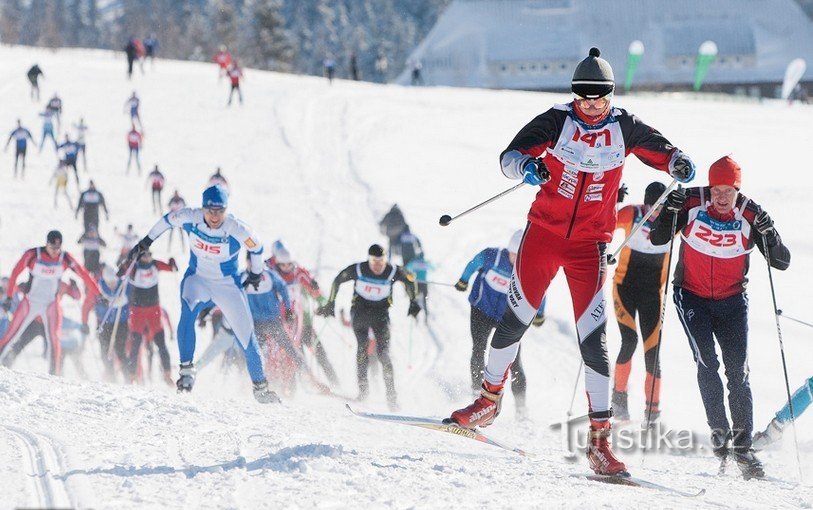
0;230;100;375
448;48;696;476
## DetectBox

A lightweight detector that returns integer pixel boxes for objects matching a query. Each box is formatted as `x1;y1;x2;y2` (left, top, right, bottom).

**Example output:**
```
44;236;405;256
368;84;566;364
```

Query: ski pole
607;179;678;265
416;279;455;287
643;200;679;460
407;319;414;370
762;235;804;481
777;310;813;329
96;258;136;335
566;360;583;418
438;183;525;226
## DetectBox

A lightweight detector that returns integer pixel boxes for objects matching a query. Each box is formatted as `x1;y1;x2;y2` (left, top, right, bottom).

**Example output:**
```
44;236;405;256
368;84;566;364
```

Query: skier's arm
499;108;565;179
6;250;35;298
147;208;197;240
298;268;323;298
100;193;109;216
616;205;634;237
747;204;791;271
459;250;488;282
227;218;264;274
154;260;173;272
66;252;101;296
327;265;356;303
75;192;84;216
621;113;680;174
271;271;292;310
395;266;418;302
649;207;688;245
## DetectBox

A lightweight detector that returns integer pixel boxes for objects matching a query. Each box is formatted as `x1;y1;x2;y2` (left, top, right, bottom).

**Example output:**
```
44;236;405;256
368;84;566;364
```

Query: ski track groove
5;425;73;509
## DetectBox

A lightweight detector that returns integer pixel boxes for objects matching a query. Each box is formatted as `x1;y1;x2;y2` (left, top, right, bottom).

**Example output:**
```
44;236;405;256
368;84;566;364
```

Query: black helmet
368;244;385;257
571;47;615;98
46;230;63;245
644;182;667;206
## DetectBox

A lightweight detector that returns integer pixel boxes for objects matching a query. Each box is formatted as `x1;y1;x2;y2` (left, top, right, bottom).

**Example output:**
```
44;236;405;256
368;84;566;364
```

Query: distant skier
378;204;407;259
5;119;34;178
95;264;130;382
58;134;81;186
316;244;420;410
125;37;138;79
454;230;544;417
126;124;143;175
147;164;165;214
134;38;146;74
125;92;142;129
650;155;790;479
410;60;423;86
123;185;280;403
144;34;159;66
123;250;178;385
0;231;100;375
213;45;232;80
46;93;63;133
27;64;43;101
753;376;813;449
324;58;336;83
75;180;109;232
39;109;58;153
77;225;107;276
167;190;187;250
116;224;139;265
611;181;670;423
226;61;243;106
405;253;433;317
50;161;71;208
350;53;360;81
73;117;89;171
208;167;229;191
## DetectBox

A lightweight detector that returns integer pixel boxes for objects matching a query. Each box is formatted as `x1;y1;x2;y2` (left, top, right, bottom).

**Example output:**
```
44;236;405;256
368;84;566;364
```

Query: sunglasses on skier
573;94;610;109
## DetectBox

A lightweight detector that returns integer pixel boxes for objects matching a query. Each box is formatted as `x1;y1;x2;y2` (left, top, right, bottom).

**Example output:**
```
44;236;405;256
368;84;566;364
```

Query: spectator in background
324;57;336;84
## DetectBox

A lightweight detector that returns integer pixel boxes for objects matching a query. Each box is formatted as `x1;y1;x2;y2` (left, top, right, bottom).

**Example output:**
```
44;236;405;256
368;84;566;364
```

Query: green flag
694;41;718;91
624;40;645;92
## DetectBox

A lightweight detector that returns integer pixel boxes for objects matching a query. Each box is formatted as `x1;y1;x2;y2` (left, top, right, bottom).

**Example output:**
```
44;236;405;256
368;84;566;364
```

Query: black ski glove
454;279;468;292
753;210;775;235
243;271;262;290
284;308;295;322
407;301;422;318
664;189;687;213
316;301;335;318
617;183;629;203
121;236;153;275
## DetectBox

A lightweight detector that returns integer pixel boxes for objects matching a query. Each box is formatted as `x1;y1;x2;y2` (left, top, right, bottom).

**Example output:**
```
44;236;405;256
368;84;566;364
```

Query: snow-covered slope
0;46;811;509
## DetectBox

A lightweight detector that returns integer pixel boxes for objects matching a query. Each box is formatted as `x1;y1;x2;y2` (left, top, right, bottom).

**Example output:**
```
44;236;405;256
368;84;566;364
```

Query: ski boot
448;380;503;429
711;429;732;460
253;380;281;404
586;420;628;476
732;448;765;480
752;418;784;450
611;390;629;421
176;362;196;393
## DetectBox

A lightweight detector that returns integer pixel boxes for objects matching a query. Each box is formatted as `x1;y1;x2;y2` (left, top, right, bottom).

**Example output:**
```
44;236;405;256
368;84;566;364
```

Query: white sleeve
226;217;264;274
147;208;200;240
500;150;532;180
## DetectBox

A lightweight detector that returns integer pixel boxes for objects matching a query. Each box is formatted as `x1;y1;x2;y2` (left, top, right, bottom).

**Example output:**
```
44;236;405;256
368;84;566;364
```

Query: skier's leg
639;285;664;417
212;278;266;383
611;282;638;419
177;274;212;365
371;314;396;401
674;287;730;439
351;310;372;398
128;332;144;381
269;319;302;367
510;344;527;406
238;86;243;104
714;293;753;450
43;302;63;376
469;306;495;391
126;148;133;173
776;376;813;424
114;322;129;375
135;149;141;174
0;299;37;364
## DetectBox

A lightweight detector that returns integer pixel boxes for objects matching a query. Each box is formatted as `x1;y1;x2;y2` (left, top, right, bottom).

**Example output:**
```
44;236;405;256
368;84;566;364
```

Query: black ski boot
732;448;765;480
253;380;281;404
611;390;630;421
176;362;196;393
711;429;732;475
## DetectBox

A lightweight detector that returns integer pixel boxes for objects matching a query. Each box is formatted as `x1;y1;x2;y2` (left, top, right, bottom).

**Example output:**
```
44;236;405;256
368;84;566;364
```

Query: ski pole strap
608;179;679;265
777;310;813;329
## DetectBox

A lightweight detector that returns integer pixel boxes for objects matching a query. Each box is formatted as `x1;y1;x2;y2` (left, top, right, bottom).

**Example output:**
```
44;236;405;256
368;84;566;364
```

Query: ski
346;404;531;457
574;473;706;498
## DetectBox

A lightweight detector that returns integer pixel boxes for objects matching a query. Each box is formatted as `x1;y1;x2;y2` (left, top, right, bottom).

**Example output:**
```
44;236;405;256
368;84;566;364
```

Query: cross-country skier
5;119;34;178
650;156;790;479
125;37;138;79
77;225;107;276
448;47;695;476
125;92;141;128
58;134;81;186
95;264;130;382
50;161;72;208
316;244;420;410
405;253;433;318
267;241;339;385
76;180;109;232
126;124;143;175
123;185;279;403
39;109;58;153
167;190;187;250
0;231;100;375
46;93;63;133
454;230;545;417
753;376;813;449
213;46;232;80
144;34;159;66
378;204;407;258
27;64;43;101
73;118;89;171
123;250;177;385
147;164;165;214
611;181;669;422
323;57;336;83
227;61;243;106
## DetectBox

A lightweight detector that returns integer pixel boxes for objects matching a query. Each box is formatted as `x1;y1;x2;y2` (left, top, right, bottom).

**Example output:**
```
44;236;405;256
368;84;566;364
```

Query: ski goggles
572;92;612;109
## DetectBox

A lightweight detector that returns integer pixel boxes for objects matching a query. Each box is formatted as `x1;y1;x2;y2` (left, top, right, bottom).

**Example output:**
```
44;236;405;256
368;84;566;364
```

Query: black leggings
351;308;395;396
99;320;129;375
470;306;525;395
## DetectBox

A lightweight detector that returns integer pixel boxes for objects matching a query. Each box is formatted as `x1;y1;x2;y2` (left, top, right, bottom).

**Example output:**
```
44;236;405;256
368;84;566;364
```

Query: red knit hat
708;156;741;189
